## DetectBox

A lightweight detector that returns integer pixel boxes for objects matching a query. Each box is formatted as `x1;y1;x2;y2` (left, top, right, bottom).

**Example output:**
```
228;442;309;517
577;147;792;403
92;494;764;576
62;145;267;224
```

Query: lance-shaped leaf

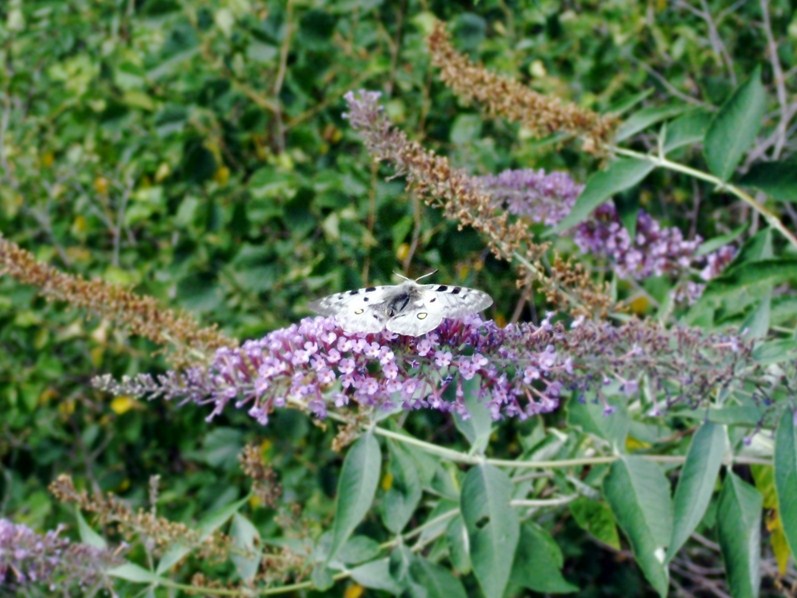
604;456;672;596
615;104;690;142
328;432;381;563
157;496;248;574
230;513;261;583
738;160;797;203
704;66;766;181
409;556;468;598
379;441;422;534
461;463;519;598
454;377;492;453
775;408;797;557
552;158;654;232
349;558;403;594
667;422;727;561
109;563;167;585
663;110;712;153
510;522;579;593
697;259;797;305
717;472;762;598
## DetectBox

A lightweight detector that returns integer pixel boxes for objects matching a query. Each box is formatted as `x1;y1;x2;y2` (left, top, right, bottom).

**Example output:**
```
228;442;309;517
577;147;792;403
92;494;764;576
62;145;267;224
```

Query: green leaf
616;193;639;240
76;509;106;549
510;522;579;593
740;288;771;339
552;159;654;232
706;405;764;426
696;223;747;256
328;432;381;562
615;104;690;142
603;456;672;596
311;564;335;591
450;114;483;144
775;408;797;558
611;88;655;115
409;556;468;598
230;513;261;583
157;496;248;574
200;427;244;469
379;441;422;534
198;496;249;536
567;397;629;450
667;422;727;561
453;376;492;452
108;562;165;584
445;514;471;573
569;498;621;549
717;472;762;598
663;109;712;153
704;66;767;181
389;544;413;586
335;535;381;566
697;259;797;305
461;463;520;598
736;227;774;262
753;338;797;365
738;159;797;202
349;558;404;594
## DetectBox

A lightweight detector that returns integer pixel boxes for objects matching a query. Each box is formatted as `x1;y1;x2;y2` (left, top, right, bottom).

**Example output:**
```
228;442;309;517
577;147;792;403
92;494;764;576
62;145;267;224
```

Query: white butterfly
308;272;493;337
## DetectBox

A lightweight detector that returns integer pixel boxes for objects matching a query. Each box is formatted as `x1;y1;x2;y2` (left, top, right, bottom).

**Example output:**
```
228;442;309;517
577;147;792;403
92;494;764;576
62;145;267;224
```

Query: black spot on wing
437;285;448;291
365;287;376;292
451;287;461;294
429;297;436;303
349;290;359;295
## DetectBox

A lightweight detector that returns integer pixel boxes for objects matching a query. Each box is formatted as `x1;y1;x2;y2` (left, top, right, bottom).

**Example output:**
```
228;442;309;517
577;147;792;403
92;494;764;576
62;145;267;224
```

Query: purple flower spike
476;167;736;284
0;518;123;590
96;315;568;425
95;315;753;428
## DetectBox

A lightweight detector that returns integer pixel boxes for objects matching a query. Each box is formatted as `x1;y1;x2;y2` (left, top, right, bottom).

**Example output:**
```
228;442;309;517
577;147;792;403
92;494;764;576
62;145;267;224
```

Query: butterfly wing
308;286;393;334
386;283;493;336
385;296;445;336
421;284;493;317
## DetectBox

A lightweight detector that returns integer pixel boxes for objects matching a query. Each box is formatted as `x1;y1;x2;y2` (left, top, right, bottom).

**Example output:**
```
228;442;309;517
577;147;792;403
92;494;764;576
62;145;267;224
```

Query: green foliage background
1;0;796;595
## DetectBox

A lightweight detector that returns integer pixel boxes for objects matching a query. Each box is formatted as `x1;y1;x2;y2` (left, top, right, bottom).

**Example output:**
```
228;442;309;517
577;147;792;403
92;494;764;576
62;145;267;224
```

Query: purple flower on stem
477;168;584;226
95;315;754;428
475;168;735;282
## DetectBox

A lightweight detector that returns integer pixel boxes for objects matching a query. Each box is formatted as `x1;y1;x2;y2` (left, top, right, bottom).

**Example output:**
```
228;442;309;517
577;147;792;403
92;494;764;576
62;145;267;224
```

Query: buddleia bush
2;2;797;596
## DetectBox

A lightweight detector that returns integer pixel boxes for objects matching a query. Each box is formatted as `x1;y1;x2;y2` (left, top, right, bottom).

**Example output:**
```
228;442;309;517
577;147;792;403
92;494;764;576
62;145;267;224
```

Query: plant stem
372;425;771;469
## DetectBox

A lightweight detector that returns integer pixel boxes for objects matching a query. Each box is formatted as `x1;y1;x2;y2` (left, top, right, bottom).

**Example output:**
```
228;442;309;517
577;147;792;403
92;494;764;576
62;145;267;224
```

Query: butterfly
308;272;493;337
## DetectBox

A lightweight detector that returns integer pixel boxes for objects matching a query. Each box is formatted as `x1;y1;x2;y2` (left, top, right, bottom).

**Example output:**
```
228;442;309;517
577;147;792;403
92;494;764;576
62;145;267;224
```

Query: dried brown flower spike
428;22;619;154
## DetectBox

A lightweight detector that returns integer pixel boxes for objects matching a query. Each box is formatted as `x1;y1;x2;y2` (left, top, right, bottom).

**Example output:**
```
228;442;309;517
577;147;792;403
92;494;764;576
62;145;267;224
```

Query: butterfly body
309;278;493;337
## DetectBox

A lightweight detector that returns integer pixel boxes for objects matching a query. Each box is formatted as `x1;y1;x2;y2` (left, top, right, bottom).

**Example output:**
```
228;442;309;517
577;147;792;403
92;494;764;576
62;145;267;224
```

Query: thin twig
760;0;790;157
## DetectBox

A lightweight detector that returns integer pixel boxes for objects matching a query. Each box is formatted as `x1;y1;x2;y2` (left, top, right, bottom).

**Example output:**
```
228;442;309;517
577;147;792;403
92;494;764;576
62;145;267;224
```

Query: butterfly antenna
414;269;438;282
393;271;412;282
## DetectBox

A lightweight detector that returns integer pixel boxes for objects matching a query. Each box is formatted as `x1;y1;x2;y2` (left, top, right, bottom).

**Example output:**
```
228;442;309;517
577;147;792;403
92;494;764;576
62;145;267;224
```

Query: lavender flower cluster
96;315;565;424
0;518;122;591
573;203;701;279
95;315;752;427
477;168;584;227
476;168;736;281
